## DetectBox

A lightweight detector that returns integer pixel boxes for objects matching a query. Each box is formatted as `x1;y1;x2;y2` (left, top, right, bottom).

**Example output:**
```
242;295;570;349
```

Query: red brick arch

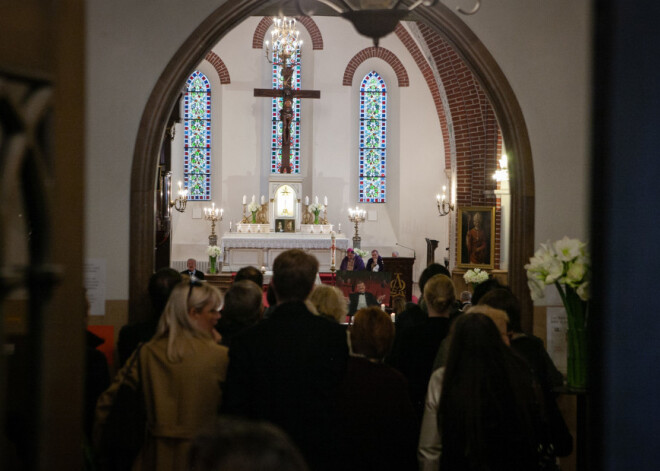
204;51;230;84
252;16;324;50
342;47;409;87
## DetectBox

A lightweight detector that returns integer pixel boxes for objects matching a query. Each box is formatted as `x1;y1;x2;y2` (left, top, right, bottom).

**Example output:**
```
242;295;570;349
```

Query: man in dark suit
222;249;348;471
348;280;379;316
181;258;205;279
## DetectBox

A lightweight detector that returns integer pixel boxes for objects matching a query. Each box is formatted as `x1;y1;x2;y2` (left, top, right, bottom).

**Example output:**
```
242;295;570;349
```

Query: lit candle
324;196;328;206
315;195;319;204
220;208;224;216
261;195;265;205
338;223;341;232
305;196;309;206
252;194;255;203
242;195;246;205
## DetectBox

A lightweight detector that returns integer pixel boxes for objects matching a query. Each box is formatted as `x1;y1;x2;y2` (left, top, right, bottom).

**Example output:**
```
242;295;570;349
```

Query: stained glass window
183;70;211;200
359;71;386;203
271;47;301;173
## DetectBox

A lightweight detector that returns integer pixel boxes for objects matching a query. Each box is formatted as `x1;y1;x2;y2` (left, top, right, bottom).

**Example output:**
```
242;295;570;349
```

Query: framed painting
457;206;496;269
275;218;295;233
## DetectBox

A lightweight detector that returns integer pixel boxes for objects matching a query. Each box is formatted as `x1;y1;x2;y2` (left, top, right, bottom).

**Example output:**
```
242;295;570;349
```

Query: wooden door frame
129;0;535;330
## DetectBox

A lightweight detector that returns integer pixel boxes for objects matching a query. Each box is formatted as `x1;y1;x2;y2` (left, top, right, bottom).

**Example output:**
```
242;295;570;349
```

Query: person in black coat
180;258;205;279
365;249;385;272
348;281;379;316
221;249;349;471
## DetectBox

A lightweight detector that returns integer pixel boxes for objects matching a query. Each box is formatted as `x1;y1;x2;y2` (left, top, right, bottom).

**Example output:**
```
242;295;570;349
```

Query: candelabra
436;185;454;217
204;202;223;246
347;206;366;249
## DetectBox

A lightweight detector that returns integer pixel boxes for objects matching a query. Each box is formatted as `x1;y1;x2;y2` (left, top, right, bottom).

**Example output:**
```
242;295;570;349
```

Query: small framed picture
275;218;295;233
457;206;496;269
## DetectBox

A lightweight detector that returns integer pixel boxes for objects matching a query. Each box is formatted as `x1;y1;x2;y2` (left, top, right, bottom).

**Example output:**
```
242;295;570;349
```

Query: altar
220;232;350;272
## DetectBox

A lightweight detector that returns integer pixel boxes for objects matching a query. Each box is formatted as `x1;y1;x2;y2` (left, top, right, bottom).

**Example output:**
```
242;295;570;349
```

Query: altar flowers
308;202;325;224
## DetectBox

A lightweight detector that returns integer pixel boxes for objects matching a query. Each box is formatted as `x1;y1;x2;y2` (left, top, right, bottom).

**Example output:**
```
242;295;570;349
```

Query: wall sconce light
492;153;509;182
436;185;454;216
164;171;188;213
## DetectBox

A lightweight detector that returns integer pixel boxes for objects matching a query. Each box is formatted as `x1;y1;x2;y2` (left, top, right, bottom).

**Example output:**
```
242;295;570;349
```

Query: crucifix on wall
254;46;320;173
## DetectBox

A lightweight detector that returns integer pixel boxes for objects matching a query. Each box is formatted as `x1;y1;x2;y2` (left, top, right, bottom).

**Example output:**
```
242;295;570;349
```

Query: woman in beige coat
95;279;229;471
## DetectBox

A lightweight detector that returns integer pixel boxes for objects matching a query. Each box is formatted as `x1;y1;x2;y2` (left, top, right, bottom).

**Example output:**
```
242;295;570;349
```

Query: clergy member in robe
339;248;365;271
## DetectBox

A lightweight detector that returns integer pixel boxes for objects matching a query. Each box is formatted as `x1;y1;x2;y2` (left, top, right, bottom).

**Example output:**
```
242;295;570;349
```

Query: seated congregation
91;250;572;471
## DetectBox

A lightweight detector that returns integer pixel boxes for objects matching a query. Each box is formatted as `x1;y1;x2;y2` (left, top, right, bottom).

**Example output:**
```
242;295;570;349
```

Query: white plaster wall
86;0;592;301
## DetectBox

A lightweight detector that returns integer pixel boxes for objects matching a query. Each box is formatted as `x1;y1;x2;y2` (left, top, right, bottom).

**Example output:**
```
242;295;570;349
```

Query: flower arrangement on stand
353;248;368;259
463;268;490;291
247;201;261;223
308;202;325;224
525;236;590;390
207;245;222;275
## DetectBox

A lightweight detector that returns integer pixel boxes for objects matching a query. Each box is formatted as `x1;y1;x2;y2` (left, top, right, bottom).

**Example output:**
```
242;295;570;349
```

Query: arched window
271;47;301;173
183;70;211;200
359;71;387;203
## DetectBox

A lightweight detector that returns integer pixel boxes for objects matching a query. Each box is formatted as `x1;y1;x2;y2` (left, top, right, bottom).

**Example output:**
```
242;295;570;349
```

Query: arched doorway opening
129;0;535;330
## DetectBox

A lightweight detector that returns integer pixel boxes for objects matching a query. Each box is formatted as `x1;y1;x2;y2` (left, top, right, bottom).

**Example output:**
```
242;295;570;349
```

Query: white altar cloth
220;232;349;272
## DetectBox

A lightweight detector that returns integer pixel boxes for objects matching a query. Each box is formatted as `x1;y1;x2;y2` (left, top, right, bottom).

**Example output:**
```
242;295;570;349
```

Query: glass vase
558;283;588;390
209;256;217;274
251;211;257;223
314;211;319;224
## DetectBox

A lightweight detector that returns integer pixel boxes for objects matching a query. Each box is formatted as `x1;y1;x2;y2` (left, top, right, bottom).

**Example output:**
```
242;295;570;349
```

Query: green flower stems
555;281;588;389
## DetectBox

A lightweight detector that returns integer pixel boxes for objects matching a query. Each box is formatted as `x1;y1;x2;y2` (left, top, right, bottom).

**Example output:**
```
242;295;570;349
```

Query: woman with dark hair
435;313;542;470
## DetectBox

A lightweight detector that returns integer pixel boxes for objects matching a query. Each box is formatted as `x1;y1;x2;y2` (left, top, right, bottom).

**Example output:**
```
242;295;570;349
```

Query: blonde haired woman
95;279;228;471
308;284;348;323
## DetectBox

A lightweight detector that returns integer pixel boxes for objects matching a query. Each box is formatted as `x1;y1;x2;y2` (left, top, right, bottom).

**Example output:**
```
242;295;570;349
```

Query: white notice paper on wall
84;259;106;316
547;306;568;376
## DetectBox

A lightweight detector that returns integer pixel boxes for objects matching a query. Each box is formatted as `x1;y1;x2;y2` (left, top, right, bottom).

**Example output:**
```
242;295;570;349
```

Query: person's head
186;258;197;271
478;288;522;333
418;263;451;296
459;291;472;303
355;281;366;293
466;305;510;346
234;266;264;288
423;274;456;316
346;248;355;260
266;282;277;307
221;280;263;328
350;307;395;360
188;418;309;471
371;250;379;260
471;278;505;306
272;249;319;303
158;279;223;361
391;296;407;315
149;268;183;317
308;285;347;323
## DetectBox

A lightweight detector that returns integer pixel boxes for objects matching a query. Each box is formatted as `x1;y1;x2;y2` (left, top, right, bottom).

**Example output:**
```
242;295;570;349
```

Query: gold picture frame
457;206;496;269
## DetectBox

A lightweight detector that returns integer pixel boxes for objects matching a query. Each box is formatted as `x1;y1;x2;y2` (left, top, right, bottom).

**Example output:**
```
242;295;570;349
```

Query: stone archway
129;0;535;330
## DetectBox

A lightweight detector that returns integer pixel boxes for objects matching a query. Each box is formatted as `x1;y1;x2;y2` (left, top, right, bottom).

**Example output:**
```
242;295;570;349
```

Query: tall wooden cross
254;55;320;173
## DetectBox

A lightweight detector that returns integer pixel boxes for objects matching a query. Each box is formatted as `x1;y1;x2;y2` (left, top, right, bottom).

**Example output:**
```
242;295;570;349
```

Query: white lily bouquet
525;236;590;389
308;202;325;224
207;245;222;257
463;268;489;285
207;245;221;274
247;201;261;223
353;248;368;259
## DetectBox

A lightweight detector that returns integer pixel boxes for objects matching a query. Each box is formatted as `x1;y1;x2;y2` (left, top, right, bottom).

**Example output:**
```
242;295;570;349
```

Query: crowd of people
88;250;572;471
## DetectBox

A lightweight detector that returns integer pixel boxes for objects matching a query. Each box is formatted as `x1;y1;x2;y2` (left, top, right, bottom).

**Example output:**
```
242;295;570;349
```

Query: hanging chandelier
264;16;303;61
295;1;439;47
